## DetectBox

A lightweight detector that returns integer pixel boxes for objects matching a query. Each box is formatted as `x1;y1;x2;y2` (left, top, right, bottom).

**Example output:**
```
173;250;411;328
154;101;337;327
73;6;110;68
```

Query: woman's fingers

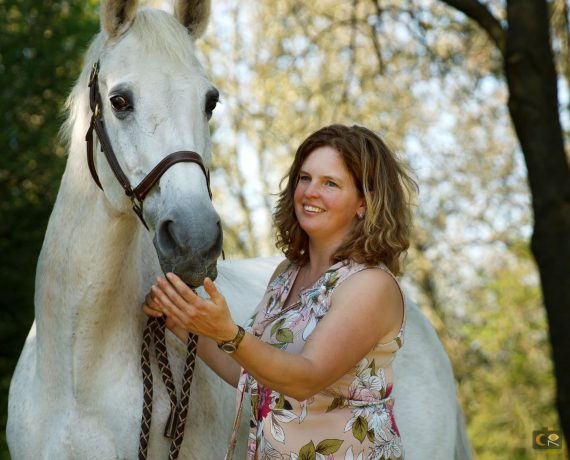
155;276;194;311
142;303;163;317
165;272;199;304
203;277;221;301
151;285;189;326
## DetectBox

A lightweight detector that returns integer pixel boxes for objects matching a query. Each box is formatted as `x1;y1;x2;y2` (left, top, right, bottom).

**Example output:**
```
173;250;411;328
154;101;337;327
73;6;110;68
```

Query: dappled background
1;0;568;458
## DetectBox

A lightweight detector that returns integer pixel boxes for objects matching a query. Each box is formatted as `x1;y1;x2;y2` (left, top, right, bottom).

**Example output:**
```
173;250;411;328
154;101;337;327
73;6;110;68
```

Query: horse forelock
128;8;203;73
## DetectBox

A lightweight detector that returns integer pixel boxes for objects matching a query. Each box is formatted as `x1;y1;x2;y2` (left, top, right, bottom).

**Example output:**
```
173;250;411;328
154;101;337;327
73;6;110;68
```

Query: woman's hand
141;288;183;336
149;273;238;344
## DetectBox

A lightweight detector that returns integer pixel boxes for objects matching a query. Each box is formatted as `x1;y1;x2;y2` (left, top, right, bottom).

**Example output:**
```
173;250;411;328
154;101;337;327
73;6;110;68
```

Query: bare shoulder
331;267;404;340
335;267;401;299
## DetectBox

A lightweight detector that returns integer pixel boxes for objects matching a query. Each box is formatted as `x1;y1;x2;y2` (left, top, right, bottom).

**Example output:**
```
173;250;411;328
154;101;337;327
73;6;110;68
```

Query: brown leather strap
85;121;103;190
92;116;134;195
134;151;211;202
88;59;208;457
85;60;212;229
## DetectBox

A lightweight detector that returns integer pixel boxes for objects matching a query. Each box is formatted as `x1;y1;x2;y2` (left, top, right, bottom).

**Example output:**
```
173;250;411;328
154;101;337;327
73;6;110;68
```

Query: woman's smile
294;146;365;245
302;204;325;214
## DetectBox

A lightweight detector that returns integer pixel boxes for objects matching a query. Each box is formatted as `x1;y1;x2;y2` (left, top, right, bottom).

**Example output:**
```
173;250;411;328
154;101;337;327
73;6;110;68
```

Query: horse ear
174;0;211;39
100;0;139;38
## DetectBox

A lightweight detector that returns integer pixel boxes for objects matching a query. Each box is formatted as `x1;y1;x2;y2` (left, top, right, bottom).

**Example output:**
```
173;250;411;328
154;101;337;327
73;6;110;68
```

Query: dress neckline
290;260;347;295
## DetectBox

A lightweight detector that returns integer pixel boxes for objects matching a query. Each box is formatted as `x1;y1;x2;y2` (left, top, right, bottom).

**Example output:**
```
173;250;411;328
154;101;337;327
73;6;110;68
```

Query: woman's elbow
283;381;322;401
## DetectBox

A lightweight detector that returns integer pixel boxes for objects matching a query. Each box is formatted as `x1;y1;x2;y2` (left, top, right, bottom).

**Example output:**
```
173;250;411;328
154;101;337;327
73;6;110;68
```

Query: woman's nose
304;181;319;197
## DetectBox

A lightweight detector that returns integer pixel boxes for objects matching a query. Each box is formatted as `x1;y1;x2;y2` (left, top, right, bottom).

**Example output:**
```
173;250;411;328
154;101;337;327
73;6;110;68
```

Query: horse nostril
157;220;180;258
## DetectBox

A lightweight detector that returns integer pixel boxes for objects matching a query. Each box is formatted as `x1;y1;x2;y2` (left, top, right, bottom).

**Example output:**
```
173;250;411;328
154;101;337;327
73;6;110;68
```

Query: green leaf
367;429;375;442
369;358;377;375
326;397;343;412
352;416;368;443
316;438;343;454
275;393;285;410
276;327;294;343
271;318;286;337
298;441;316;460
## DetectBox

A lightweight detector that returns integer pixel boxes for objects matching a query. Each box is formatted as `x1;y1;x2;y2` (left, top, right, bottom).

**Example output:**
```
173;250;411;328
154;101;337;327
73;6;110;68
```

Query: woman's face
294;146;365;248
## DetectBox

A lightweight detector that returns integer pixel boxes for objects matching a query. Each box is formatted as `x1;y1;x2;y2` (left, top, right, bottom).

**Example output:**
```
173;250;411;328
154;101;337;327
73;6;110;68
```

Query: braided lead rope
139;318;155;460
168;333;199;460
152;319;179;439
138;316;199;460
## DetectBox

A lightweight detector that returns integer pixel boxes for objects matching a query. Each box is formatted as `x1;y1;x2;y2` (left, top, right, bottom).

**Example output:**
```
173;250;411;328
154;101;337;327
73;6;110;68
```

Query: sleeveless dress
227;260;406;460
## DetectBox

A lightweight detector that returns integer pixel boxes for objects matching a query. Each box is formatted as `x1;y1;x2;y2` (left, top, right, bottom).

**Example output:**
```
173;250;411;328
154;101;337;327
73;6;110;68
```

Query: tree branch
440;0;506;54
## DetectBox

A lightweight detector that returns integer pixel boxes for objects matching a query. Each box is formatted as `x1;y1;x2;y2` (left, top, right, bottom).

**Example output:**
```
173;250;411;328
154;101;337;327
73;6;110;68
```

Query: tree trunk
504;0;570;444
440;0;570;446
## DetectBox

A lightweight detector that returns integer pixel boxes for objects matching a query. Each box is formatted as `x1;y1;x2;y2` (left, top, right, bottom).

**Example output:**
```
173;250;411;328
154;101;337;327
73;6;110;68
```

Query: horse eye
205;90;219;120
110;95;132;112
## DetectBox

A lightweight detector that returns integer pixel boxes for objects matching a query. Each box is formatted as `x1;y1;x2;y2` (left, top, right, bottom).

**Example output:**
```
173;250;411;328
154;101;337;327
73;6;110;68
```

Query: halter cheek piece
85;60;208;460
85;60;212;230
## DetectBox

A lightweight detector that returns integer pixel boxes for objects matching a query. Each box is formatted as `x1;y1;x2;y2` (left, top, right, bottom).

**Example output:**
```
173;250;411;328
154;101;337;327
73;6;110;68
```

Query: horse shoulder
392;298;470;459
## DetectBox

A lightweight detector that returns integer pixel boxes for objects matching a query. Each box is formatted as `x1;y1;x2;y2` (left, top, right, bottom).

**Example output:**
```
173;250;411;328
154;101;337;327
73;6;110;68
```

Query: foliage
0;0;566;458
447;243;560;458
0;0;99;455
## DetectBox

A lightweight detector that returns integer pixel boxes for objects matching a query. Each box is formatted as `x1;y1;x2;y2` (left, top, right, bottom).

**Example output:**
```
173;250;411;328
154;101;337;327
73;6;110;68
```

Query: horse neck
34;141;154;386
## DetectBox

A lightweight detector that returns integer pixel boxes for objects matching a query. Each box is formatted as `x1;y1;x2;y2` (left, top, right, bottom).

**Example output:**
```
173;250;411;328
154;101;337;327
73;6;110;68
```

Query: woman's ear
100;0;139;38
357;200;367;220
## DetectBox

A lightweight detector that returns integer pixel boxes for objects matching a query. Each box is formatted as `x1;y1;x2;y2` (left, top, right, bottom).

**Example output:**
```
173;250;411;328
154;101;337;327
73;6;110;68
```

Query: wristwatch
218;325;245;354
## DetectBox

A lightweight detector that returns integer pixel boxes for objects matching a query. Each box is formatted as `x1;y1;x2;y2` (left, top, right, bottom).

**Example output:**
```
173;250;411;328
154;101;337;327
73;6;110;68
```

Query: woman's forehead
301;146;353;177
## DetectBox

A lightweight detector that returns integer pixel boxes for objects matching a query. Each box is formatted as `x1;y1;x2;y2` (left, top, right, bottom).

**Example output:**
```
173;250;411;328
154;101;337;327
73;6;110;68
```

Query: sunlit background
1;0;568;458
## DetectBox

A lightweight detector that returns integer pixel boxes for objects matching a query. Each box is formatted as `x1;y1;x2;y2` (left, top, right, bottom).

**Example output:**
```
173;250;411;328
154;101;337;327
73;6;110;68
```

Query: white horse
7;1;472;459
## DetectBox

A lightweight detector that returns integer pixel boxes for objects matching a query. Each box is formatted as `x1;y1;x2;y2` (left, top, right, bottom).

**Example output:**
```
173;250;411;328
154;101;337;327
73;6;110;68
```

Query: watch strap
218;325;245;353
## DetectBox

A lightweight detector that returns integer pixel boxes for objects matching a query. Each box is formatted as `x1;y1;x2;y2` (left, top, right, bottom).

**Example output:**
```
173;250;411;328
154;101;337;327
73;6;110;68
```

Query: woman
143;124;417;459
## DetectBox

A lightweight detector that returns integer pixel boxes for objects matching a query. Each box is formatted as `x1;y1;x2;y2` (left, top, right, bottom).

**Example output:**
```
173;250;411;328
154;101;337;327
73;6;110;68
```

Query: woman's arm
151;267;403;401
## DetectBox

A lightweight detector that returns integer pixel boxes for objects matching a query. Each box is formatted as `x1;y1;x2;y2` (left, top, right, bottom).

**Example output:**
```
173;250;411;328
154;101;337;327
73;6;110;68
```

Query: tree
436;0;570;444
0;0;98;455
201;0;566;454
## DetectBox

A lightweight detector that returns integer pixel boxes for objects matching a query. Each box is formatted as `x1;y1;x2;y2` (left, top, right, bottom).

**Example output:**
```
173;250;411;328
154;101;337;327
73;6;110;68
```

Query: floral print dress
227;260;406;460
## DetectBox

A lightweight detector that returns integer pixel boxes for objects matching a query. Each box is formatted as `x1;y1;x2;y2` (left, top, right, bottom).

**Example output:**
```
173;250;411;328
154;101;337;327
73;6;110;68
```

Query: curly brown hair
273;124;417;276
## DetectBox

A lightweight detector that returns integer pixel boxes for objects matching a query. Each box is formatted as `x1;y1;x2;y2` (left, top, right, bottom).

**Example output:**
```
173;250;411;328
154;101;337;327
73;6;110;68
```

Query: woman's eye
110;95;132;112
298;175;310;182
325;180;338;187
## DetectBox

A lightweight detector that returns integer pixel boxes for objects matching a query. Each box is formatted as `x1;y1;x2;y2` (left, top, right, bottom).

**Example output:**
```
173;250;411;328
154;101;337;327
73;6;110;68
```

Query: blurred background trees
1;0;567;458
0;0;98;456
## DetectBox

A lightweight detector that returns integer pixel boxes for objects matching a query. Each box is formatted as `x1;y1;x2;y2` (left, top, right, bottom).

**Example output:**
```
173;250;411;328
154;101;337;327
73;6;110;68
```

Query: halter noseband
85;60;212;229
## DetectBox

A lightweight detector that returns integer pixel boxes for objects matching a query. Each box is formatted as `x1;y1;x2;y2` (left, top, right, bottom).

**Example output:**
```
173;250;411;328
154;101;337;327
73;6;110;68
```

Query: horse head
87;0;221;287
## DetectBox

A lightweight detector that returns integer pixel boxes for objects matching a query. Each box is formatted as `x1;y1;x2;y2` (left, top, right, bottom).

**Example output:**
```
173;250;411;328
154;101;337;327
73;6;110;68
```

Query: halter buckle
130;195;149;230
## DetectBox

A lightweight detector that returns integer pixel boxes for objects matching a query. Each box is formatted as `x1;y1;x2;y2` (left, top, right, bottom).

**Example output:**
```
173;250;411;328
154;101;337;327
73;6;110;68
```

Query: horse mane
59;8;201;153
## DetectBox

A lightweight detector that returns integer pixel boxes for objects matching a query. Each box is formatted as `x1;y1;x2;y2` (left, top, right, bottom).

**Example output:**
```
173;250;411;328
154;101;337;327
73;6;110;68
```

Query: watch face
220;342;237;353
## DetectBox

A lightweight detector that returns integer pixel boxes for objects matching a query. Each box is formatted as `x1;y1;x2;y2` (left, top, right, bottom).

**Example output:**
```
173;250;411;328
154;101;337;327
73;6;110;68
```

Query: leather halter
85;60;212;229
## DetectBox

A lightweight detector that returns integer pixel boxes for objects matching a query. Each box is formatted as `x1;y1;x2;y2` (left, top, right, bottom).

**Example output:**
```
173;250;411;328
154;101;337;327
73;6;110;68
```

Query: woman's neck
305;239;341;275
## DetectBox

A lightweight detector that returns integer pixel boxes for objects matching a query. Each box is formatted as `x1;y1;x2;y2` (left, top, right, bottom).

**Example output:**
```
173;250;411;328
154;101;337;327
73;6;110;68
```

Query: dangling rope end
164;407;179;439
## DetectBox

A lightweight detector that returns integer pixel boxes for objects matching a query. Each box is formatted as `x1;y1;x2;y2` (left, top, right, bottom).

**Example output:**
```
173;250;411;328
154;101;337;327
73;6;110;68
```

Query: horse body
8;1;471;459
